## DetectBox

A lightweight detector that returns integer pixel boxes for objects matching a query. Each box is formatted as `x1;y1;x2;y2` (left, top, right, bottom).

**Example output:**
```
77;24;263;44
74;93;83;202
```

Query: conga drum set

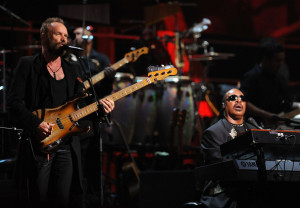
106;73;195;151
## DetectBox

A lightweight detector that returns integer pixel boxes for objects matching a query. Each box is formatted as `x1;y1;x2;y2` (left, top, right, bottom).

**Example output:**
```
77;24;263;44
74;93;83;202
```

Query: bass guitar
32;65;177;153
83;47;149;90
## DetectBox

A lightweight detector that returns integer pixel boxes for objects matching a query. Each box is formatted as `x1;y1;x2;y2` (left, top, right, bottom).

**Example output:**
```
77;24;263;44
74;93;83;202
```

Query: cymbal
188;52;235;61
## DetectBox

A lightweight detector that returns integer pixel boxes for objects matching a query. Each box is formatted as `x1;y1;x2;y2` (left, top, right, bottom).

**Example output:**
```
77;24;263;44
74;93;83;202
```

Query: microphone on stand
62;44;85;52
247;117;263;129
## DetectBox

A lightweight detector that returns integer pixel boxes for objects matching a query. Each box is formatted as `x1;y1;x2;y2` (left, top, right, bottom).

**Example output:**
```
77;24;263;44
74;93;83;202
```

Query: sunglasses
225;95;246;102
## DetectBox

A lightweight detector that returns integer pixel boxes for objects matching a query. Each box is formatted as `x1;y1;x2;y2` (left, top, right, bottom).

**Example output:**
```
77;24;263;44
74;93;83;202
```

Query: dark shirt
50;76;68;108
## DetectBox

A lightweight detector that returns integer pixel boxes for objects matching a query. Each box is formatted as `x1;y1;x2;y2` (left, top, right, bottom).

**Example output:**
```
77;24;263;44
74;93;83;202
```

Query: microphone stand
78;1;110;203
77;53;109;208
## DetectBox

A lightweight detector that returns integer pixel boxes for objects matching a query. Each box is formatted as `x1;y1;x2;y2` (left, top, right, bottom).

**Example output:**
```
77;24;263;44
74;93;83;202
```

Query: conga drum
155;76;195;149
108;72;137;145
131;76;158;146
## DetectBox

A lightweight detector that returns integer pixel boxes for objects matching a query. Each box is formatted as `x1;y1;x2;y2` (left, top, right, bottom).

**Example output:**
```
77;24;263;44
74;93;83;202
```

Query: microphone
62;45;84;51
247;117;263;129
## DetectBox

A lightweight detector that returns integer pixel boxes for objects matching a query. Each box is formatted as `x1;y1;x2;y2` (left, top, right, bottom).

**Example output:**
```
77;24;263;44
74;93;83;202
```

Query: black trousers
27;148;73;208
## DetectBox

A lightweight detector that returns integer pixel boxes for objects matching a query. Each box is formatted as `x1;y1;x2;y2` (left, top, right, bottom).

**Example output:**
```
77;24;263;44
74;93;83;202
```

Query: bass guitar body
33;98;90;153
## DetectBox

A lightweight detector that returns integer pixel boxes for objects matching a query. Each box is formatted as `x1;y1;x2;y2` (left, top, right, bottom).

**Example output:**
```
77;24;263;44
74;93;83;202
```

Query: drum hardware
188;42;235;117
205;90;220;117
169;108;187;154
0;126;23;158
183;18;211;39
189;51;235;61
0;126;23;139
185;40;210;54
112;120;140;200
175;32;185;69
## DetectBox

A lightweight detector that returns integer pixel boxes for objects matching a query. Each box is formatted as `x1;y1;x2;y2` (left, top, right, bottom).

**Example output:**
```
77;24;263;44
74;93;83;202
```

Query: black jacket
200;118;257;208
7;53;85;191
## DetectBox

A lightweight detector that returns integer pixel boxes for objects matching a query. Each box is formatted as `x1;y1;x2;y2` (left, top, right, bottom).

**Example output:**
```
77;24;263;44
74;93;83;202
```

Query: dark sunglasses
225;95;246;102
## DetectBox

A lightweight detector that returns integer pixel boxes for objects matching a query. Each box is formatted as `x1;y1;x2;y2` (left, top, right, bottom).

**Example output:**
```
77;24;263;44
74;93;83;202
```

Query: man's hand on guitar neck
37;121;54;139
100;98;115;114
103;66;116;78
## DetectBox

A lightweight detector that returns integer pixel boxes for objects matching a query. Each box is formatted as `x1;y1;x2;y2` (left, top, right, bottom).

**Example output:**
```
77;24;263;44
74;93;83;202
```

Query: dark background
1;0;300;82
1;1;300;207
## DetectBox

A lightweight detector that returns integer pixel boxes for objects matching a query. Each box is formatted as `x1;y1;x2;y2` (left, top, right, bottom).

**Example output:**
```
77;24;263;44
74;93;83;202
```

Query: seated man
200;88;258;208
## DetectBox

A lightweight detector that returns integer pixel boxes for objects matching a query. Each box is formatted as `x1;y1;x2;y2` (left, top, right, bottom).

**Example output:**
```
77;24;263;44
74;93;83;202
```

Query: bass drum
131;76;158;146
107;72;137;146
155;76;195;148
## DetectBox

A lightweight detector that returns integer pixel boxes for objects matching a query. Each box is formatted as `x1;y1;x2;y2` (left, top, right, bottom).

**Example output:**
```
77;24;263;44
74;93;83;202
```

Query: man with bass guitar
7;17;115;208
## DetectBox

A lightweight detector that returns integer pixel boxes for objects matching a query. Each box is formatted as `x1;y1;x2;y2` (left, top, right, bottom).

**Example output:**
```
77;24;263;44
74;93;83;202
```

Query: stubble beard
46;40;65;57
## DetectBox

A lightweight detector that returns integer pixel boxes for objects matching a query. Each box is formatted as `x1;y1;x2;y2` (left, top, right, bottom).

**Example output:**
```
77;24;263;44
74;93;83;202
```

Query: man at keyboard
200;88;257;208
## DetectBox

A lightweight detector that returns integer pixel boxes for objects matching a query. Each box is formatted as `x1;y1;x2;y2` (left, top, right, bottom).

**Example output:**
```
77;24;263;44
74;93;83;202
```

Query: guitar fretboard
82;46;148;90
83;58;128;89
72;77;152;121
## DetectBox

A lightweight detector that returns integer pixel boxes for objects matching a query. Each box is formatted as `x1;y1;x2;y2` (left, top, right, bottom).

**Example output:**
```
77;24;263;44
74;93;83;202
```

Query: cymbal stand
193;44;220;117
194;43;211;102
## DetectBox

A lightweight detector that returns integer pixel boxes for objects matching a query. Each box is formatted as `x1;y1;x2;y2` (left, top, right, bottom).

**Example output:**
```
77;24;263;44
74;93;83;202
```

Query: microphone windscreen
62;45;84;51
247;117;263;129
